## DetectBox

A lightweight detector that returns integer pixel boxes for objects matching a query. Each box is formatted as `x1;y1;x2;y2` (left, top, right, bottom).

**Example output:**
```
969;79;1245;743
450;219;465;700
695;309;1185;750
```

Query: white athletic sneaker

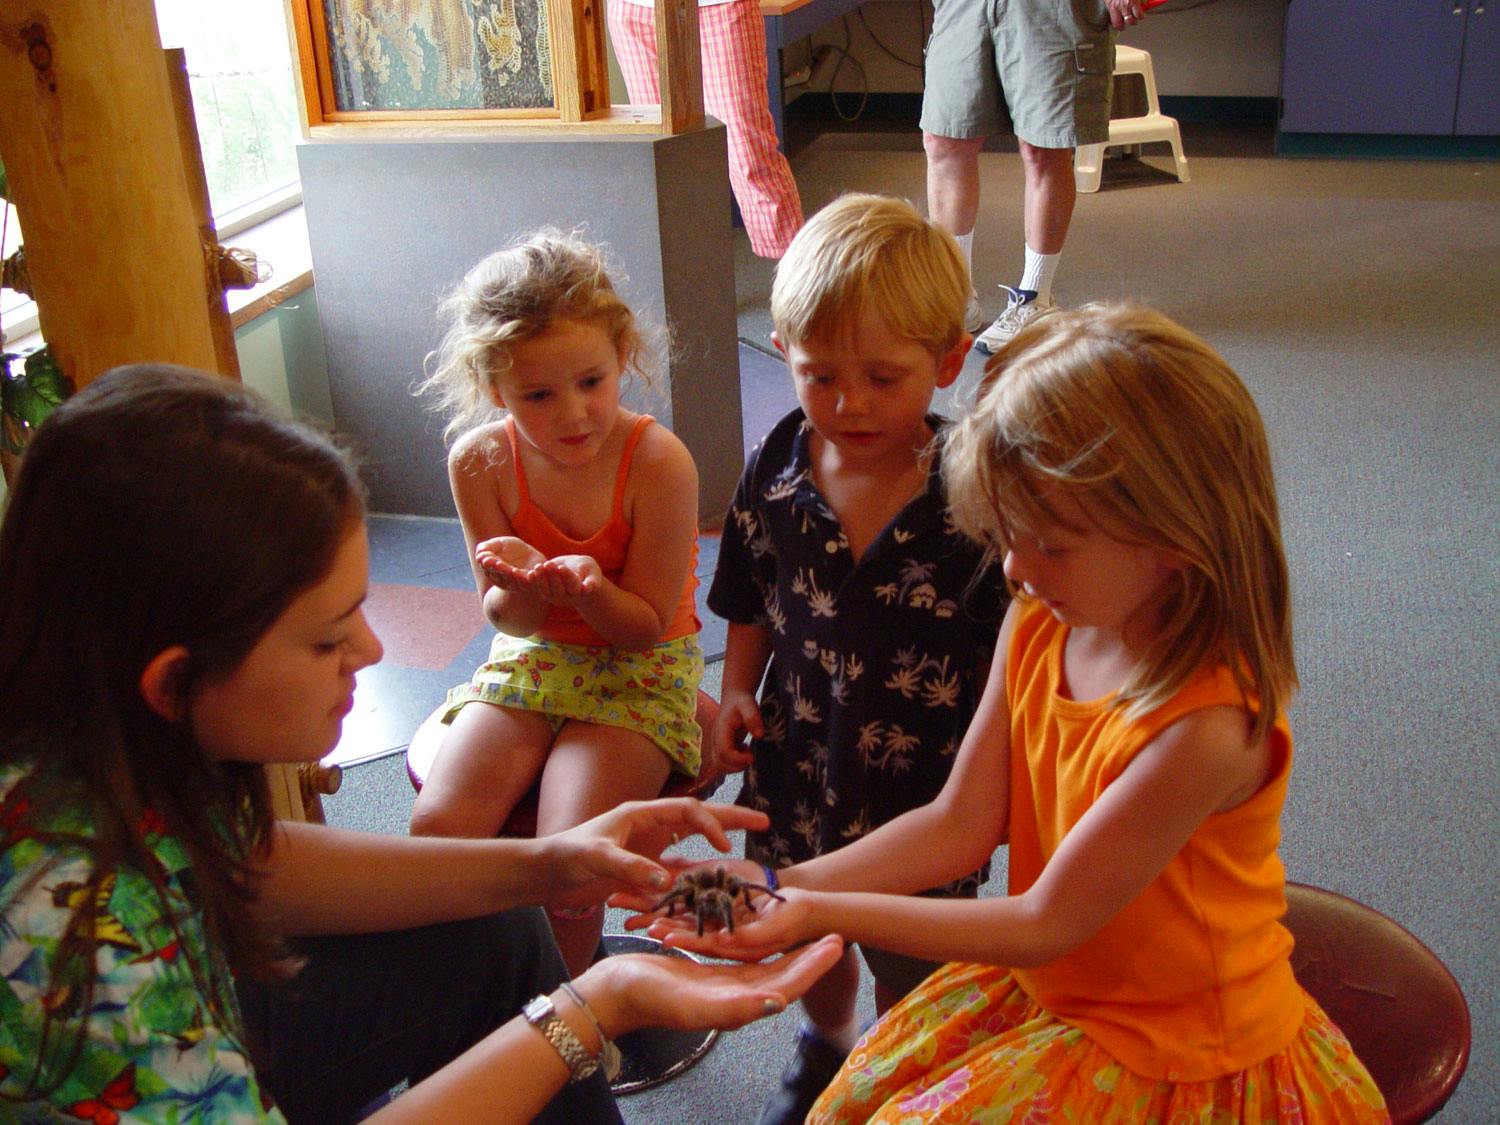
974;287;1057;355
964;290;986;334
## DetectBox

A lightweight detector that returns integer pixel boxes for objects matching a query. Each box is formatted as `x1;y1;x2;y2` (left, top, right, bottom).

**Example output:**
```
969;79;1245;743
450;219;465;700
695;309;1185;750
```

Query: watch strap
559;980;623;1082
523;993;601;1081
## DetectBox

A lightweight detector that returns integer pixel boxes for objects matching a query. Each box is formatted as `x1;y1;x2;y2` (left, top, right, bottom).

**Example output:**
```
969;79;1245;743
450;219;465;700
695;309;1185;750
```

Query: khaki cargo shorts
921;0;1115;149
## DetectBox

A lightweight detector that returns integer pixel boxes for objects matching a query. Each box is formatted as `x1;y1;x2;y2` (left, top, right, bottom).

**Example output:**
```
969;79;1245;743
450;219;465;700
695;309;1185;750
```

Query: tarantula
651;865;786;935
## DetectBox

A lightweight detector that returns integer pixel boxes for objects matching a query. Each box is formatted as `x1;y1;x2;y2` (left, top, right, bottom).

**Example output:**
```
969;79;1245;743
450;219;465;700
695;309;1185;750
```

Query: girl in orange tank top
622;304;1389;1122
408;232;704;977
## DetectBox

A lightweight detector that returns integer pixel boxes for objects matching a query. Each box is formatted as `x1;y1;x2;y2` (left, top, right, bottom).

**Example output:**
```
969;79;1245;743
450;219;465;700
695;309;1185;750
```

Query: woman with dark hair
0;364;842;1123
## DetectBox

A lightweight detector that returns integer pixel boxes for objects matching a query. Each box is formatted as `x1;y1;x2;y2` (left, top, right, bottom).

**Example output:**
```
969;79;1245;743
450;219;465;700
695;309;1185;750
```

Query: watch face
524;994;554;1022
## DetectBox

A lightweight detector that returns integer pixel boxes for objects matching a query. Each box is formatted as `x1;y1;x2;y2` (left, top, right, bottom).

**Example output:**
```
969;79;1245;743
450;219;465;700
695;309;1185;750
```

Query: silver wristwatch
524;993;601;1081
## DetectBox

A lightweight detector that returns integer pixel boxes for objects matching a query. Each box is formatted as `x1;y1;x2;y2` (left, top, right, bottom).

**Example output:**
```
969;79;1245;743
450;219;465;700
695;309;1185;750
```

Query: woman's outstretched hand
541;799;769;911
578;934;846;1036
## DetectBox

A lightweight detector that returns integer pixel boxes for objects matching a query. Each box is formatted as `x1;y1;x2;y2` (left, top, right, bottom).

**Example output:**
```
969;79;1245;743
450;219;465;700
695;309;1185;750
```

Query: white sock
808;1016;860;1054
1019;245;1061;304
955;231;974;279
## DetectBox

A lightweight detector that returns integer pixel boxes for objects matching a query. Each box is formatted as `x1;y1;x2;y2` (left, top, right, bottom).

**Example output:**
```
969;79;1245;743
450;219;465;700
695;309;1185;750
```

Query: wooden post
163;47;240;380
546;0;614;121
657;0;705;134
0;1;319;820
0;0;234;388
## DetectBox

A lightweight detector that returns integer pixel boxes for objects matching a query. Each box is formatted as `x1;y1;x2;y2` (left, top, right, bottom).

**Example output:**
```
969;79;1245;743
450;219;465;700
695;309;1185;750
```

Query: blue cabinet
1281;0;1499;135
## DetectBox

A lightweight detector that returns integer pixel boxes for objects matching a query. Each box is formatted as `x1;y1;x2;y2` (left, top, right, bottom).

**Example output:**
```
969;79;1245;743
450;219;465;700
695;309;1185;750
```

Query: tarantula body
651;865;786;935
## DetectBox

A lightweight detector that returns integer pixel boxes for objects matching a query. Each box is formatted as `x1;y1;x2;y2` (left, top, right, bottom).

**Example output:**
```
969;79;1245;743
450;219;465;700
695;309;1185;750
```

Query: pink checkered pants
608;0;804;258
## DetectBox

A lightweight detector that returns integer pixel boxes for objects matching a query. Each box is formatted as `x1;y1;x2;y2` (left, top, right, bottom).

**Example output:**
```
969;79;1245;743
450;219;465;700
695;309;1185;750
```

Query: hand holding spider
648;864;786;936
614;859;817;962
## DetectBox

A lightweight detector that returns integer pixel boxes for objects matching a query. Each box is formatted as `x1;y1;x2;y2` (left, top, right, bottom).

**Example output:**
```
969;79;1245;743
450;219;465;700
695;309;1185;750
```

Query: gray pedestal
298;126;743;521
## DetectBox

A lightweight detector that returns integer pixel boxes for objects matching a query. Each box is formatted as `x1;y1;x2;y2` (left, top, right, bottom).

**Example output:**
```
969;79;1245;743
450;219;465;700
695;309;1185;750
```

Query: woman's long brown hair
0;364;364;1097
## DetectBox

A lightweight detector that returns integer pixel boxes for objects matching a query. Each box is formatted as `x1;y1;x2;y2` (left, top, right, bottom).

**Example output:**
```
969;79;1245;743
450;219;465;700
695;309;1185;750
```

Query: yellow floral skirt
810;962;1389;1124
445;632;702;776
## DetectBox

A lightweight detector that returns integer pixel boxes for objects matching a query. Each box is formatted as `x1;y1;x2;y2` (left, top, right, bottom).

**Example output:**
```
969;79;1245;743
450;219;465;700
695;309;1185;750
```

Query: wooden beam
657;0;705;134
164;46;240;380
545;0;587;121
0;0;232;387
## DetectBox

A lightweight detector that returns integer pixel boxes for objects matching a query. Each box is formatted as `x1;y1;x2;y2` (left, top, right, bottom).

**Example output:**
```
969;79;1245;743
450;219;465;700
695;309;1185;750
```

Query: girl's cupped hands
477;539;601;605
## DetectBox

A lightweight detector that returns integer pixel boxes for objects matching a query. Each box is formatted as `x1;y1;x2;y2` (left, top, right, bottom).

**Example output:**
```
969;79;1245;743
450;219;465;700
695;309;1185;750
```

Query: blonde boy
706;194;1007;1125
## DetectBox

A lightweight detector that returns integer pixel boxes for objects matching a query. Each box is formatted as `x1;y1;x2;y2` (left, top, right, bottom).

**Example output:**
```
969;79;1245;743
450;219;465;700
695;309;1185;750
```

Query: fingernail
762;997;784;1015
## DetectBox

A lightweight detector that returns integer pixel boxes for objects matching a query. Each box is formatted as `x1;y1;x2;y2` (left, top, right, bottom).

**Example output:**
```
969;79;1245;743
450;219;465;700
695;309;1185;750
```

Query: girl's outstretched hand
477;537;546;590
525;555;602;605
648;884;815;963
579;934;845;1036
541;799;769;911
610;857;814;962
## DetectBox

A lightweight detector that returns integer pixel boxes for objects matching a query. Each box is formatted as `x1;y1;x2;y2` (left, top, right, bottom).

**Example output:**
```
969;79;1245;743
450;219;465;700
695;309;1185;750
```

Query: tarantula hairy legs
650;865;786;935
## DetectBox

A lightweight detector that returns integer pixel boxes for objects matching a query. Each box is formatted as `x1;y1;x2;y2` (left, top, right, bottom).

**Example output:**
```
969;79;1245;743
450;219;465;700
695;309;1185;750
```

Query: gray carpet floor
327;125;1499;1122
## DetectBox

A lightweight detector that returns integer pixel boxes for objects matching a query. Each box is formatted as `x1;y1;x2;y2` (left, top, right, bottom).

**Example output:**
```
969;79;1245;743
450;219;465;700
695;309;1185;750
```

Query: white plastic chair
1075;45;1190;193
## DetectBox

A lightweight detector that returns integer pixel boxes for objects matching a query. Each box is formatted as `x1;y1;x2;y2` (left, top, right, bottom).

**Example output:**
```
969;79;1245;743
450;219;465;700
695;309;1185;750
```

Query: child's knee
409;794;500;839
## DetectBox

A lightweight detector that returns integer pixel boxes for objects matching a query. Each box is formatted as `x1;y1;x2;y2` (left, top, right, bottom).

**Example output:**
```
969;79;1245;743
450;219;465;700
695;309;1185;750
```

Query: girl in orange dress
627;304;1389;1123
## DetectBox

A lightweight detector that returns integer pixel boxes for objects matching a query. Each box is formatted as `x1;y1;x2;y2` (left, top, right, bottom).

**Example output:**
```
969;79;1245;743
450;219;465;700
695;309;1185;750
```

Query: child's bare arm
449;427;548;636
772;606;1019;896
659;701;1272;970
566;425;699;649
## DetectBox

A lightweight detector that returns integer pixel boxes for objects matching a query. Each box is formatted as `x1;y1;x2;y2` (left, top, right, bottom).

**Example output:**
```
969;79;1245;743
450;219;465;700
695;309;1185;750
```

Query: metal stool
1075;45;1189;193
1285;882;1471;1123
405;692;726;1094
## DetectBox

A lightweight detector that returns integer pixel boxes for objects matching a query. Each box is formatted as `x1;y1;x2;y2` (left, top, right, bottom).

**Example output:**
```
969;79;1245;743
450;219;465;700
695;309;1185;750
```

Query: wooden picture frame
285;0;702;136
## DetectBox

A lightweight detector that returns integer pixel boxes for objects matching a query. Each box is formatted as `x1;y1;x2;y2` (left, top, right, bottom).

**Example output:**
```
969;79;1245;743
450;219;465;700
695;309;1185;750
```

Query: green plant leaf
1;347;71;444
23;347;70;409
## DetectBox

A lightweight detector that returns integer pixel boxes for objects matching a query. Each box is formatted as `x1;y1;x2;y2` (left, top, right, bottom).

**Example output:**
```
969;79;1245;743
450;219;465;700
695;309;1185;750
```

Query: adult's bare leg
924;132;988;237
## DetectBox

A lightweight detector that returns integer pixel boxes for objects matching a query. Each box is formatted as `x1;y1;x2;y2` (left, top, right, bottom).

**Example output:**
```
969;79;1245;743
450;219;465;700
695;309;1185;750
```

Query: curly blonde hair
418;229;652;442
771;193;969;356
943;303;1296;744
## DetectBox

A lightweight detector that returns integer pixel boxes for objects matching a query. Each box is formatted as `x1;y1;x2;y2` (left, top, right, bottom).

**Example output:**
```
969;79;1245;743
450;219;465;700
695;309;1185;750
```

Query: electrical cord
824;19;870;123
856;8;923;69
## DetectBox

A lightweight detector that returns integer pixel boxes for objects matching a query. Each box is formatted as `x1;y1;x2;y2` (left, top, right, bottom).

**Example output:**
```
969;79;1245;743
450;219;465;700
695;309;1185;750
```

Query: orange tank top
505;414;700;647
1006;602;1304;1080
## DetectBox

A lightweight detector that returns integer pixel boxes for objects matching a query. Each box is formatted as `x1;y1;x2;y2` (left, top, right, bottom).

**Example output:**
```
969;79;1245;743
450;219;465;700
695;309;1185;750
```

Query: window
2;1;303;347
154;0;303;235
0;202;26;347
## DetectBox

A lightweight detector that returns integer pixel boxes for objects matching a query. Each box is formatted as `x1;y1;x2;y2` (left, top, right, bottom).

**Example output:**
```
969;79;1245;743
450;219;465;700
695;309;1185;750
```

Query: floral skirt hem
445;633;703;776
810;961;1389;1124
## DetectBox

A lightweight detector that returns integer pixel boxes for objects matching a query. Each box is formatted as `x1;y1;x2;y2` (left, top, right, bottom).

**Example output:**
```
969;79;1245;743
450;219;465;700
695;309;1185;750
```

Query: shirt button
825;540;838;553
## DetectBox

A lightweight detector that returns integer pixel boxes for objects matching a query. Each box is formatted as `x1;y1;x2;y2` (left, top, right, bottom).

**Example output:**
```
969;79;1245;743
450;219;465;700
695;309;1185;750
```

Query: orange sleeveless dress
810;602;1388;1123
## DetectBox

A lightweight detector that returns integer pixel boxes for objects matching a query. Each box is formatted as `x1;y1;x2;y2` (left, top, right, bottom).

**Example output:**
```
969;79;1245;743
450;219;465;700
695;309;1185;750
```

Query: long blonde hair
418;229;652;442
944;303;1295;743
771;193;969;355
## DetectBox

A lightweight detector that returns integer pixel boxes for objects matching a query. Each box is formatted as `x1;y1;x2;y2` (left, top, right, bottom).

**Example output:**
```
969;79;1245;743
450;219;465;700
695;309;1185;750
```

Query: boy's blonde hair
419;229;650;441
944;303;1295;744
771;193;969;355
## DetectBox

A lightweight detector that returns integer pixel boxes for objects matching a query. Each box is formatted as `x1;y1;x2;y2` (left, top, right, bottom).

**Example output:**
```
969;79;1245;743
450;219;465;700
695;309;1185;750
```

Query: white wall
798;0;1285;100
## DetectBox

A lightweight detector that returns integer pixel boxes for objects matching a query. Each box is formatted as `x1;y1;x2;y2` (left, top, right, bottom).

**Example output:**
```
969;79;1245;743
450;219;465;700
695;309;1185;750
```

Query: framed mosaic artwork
286;0;703;133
